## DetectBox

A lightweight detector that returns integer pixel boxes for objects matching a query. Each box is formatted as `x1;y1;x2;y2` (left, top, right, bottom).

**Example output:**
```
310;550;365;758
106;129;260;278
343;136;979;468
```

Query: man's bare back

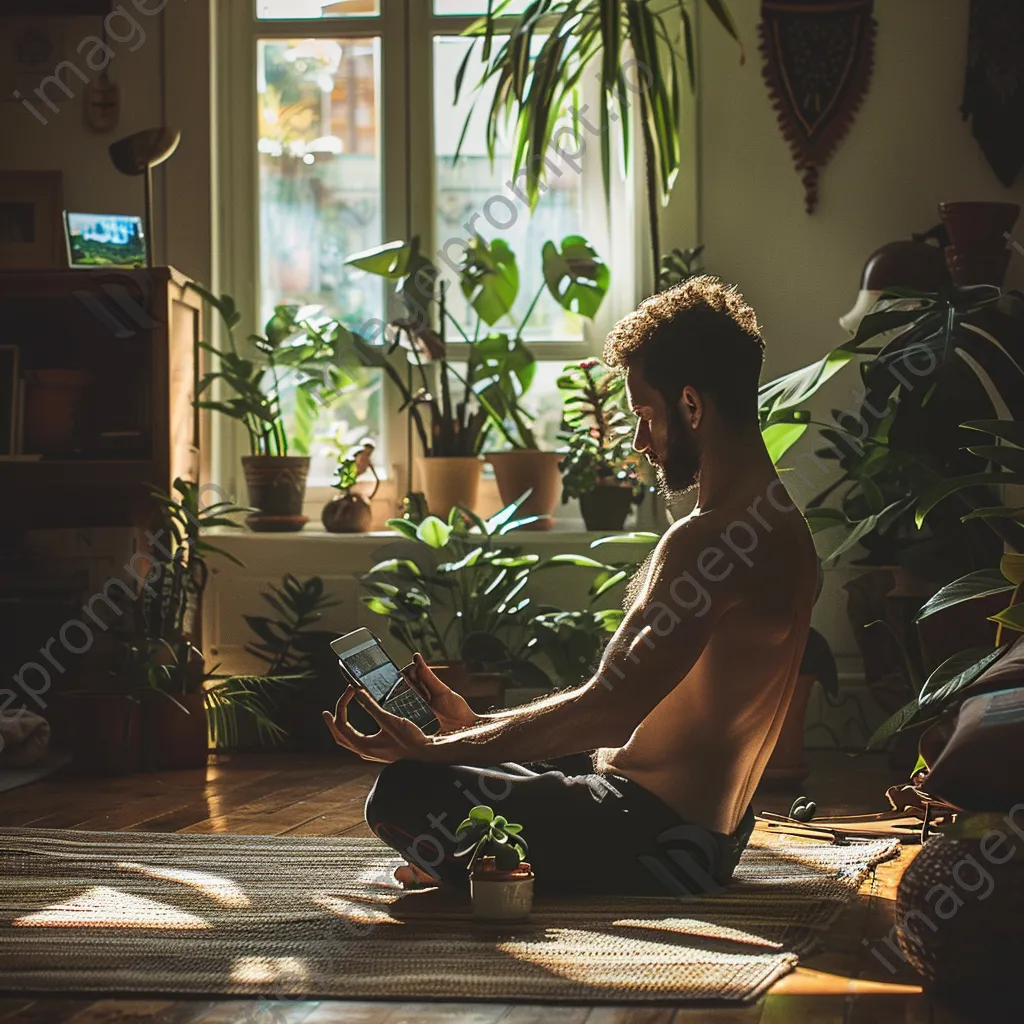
598;483;818;834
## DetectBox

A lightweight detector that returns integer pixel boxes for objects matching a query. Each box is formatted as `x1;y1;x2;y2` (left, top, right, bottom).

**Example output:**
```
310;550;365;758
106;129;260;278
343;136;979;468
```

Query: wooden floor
0;750;987;1022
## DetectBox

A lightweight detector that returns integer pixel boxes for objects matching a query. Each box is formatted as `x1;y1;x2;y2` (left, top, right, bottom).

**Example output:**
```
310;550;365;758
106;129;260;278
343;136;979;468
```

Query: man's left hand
322;686;432;763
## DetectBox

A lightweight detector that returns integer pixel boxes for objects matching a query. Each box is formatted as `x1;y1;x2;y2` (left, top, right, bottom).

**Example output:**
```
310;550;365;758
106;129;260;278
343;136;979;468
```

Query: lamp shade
109;128;181;177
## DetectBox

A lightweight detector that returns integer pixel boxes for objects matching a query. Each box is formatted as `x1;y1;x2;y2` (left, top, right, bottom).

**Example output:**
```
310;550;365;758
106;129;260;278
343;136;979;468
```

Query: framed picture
0;346;17;456
0;170;63;269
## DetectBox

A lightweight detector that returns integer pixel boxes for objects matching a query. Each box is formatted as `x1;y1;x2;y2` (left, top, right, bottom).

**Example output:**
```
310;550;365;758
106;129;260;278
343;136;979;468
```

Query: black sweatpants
364;753;756;897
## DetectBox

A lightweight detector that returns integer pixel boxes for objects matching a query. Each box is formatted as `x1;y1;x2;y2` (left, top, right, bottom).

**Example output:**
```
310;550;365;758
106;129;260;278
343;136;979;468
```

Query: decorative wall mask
759;0;876;213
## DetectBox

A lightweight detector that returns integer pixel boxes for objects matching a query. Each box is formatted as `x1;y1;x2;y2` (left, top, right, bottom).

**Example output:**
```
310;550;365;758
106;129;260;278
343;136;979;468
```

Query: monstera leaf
542;236;609;318
460;235;519;326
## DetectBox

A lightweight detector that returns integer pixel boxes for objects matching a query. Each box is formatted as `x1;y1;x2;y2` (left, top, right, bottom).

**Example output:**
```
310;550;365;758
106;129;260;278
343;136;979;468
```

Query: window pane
257;0;378;18
433;1;530;14
258;37;384;472
434;35;587;343
279;366;385;486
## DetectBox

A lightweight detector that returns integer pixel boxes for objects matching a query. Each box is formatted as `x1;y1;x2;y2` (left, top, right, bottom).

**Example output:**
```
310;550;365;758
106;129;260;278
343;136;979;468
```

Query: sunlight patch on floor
229;955;309;985
116;861;251;908
14;886;211;929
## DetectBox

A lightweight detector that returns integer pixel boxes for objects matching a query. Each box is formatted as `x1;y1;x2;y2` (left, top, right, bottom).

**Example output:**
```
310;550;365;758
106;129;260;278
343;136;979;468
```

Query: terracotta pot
761;672;814;788
487;450;562;530
579;485;634;532
24;370;92;454
470;859;535;920
417;456;482;519
322;492;372;533
241;455;310;532
51;692;142;776
142;690;208;771
938;201;1020;286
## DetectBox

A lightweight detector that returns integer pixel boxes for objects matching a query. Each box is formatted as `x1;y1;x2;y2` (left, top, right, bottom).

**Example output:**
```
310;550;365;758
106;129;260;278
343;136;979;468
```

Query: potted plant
866;419;1024;757
455;805;533;921
190;286;348;532
454;2;740;288
323;441;378;534
118;480;296;767
359;495;560;705
557;359;642;531
791;286;1024;747
345;234;609;526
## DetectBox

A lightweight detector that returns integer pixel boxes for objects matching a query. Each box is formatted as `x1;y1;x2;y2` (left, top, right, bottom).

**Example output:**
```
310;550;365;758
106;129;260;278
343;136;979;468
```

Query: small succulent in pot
456;805;533;920
558;359;643;531
322;441;378;534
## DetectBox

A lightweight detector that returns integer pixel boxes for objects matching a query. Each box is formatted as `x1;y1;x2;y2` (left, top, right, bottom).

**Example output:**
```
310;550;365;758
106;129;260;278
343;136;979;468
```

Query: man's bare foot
394;861;436;888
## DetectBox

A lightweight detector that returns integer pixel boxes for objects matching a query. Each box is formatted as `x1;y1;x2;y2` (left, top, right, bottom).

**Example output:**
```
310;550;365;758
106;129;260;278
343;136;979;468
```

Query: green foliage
455;805;528;873
454;0;741;285
128;478;250;689
659;245;705;290
189;283;353;458
797;287;1024;576
359;494;553;686
557;359;641;501
345;232;607;453
115;481;309;749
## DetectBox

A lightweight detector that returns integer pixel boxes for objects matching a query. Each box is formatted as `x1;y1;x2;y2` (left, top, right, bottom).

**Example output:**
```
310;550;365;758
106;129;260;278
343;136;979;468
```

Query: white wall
696;0;1024;382
1;3;212;280
1;13;164;250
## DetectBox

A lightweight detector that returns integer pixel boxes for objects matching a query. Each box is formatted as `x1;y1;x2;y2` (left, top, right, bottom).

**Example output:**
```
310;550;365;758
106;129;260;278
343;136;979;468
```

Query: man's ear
679;385;703;428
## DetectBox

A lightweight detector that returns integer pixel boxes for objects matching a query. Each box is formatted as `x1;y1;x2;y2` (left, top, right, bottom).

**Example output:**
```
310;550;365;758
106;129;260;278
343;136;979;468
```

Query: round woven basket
896;833;1024;992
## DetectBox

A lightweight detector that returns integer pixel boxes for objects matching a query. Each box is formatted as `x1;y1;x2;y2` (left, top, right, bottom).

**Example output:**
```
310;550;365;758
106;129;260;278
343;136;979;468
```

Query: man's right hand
403;653;479;732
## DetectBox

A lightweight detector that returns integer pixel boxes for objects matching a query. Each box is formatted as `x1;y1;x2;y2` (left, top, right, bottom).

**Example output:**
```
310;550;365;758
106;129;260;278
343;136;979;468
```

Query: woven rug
0;827;899;1004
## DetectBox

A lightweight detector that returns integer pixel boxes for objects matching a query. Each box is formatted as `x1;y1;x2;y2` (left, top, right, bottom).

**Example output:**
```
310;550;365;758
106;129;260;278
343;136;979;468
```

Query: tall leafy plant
345;233;608;452
117;480;297;748
453;0;740;286
190;284;351;457
757;286;1024;578
866;422;1024;752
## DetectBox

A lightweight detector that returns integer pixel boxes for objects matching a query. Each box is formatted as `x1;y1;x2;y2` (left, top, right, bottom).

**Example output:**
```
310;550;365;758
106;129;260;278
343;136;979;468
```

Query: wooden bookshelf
0;267;203;529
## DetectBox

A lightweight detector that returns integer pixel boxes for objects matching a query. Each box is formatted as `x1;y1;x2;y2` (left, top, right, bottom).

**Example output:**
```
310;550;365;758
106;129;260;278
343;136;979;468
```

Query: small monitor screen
65;212;147;269
340;638;401;703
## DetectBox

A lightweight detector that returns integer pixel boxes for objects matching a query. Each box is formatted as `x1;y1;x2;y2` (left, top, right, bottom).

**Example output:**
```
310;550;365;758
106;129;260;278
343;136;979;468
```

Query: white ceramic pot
470;871;535;921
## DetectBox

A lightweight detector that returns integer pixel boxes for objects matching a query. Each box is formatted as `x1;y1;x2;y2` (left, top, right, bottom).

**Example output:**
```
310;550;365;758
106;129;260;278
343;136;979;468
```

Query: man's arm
419;518;738;765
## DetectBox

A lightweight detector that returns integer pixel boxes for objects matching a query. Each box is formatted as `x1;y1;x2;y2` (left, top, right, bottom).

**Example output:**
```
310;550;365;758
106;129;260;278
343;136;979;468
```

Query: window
218;1;637;499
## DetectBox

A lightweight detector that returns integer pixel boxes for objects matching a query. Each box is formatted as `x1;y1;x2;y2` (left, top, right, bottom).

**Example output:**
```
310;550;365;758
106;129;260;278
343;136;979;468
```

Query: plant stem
517;282;547;340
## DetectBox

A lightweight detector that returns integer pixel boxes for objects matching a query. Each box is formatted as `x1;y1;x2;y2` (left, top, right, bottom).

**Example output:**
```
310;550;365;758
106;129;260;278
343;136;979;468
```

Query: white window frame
213;0;643;513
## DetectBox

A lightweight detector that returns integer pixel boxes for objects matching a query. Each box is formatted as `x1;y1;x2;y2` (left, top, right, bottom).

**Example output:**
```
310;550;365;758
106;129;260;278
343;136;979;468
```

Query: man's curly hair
604;276;765;425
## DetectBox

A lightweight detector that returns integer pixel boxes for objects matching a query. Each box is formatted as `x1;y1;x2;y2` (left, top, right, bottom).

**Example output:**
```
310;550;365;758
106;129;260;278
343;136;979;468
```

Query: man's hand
403;653;478;731
322;686;432;763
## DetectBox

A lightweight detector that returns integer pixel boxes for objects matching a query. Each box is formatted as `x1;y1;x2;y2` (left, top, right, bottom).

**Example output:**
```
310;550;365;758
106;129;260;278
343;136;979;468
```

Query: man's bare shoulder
647;491;816;610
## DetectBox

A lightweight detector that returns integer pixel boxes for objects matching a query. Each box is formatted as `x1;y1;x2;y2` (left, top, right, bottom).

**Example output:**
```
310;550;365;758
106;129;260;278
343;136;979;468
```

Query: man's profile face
625;366;701;493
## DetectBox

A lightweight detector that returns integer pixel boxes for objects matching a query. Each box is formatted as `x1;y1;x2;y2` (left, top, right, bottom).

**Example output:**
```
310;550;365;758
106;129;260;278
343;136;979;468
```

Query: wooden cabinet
0;267;203;529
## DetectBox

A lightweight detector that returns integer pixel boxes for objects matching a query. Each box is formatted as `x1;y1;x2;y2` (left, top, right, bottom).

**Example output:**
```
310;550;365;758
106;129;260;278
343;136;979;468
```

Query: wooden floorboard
0;750;966;1023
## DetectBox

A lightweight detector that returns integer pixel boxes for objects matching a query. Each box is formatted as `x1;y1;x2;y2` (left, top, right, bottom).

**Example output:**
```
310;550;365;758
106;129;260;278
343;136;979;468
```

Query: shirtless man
324;277;818;895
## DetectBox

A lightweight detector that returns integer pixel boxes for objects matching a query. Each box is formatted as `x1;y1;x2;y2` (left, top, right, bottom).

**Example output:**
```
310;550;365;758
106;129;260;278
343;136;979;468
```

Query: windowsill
203;522;652;544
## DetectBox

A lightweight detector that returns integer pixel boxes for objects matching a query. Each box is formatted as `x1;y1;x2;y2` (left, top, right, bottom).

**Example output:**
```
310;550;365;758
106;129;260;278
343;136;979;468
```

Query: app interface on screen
340;639;401;702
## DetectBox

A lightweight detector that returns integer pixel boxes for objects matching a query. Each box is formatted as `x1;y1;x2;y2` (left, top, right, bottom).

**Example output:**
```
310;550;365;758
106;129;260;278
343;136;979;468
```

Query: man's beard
654;407;701;495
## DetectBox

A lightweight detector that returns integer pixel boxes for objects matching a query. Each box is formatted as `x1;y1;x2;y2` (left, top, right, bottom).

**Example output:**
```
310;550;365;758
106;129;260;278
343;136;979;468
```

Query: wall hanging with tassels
960;0;1024;188
759;0;877;213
